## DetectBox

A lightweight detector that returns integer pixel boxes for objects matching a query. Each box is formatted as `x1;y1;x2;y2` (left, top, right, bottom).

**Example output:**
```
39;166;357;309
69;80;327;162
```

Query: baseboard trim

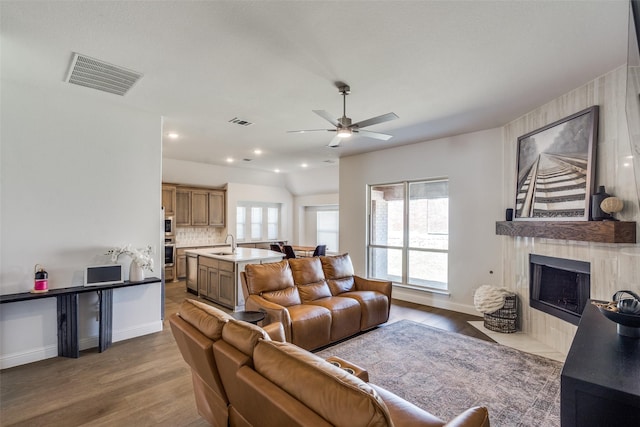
0;321;164;370
113;321;163;343
392;286;479;316
0;345;58;370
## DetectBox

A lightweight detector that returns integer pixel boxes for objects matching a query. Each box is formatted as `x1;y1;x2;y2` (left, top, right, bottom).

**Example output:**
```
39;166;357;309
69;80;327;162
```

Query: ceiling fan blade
351;112;399;129
287;129;333;134
313;110;340;127
328;134;342;148
355;129;393;141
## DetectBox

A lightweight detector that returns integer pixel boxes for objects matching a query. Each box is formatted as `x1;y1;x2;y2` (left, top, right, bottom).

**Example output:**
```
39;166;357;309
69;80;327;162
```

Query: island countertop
184;247;284;262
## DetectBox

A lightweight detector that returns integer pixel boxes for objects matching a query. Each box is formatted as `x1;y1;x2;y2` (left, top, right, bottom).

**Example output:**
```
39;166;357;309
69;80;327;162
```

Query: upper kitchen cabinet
208;190;225;227
161;184;176;216
175;189;191;227
191;190;209;226
170;184;226;227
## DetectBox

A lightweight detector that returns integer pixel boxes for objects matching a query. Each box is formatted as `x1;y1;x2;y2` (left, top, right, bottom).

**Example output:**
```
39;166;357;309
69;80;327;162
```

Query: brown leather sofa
240;253;392;350
170;299;491;427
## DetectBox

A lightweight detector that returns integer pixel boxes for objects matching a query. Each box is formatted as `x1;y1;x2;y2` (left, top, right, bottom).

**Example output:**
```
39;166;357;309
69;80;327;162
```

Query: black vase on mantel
591;185;613;221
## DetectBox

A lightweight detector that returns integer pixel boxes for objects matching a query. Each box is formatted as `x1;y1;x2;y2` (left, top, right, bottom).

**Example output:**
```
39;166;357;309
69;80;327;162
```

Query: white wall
294;193;339;247
1;81;163;368
340;128;504;314
285;166;339;197
163;158;287;188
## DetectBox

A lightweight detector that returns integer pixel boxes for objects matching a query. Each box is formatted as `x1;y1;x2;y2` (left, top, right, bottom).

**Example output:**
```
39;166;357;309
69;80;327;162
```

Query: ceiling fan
288;84;398;147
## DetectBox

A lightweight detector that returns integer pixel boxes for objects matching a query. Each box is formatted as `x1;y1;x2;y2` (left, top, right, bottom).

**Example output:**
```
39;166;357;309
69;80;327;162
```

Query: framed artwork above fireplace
514;106;598;221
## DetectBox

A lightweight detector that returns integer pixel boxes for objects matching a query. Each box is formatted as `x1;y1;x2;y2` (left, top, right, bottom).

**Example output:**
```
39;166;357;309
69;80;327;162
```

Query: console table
0;277;161;358
561;301;640;426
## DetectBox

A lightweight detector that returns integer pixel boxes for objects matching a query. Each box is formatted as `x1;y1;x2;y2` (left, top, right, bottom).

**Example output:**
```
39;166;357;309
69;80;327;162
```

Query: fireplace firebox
529;254;590;326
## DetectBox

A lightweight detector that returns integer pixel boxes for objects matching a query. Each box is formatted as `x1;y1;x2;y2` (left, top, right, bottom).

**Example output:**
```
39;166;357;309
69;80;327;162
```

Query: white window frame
236;202;281;242
367;178;449;293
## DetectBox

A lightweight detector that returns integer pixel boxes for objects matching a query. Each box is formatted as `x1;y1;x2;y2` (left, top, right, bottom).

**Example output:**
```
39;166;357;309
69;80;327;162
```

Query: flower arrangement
106;244;154;271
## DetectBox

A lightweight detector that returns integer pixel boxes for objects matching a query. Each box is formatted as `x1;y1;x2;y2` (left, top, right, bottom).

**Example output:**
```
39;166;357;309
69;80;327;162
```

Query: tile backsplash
175;227;227;246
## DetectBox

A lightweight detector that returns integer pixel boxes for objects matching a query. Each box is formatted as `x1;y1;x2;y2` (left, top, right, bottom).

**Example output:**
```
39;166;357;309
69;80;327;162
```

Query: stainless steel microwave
164;216;174;236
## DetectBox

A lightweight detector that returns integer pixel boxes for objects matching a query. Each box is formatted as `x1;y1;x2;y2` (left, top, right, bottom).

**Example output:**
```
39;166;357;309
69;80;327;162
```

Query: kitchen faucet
225;234;236;254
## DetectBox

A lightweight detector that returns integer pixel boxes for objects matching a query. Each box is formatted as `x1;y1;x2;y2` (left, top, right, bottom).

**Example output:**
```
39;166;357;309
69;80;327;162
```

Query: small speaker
505;208;514;221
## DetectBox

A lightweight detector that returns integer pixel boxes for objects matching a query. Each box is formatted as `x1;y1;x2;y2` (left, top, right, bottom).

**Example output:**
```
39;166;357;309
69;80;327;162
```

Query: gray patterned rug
315;320;562;427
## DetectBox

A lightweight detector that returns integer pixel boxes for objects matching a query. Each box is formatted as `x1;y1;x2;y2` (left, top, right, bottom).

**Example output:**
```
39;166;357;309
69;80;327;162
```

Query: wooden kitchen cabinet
197;264;208;297
173;186;225;227
196;256;235;307
217;262;235;307
208;190;225;227
162;184;176;216
191;190;209;226
176;248;189;279
175;189;191;227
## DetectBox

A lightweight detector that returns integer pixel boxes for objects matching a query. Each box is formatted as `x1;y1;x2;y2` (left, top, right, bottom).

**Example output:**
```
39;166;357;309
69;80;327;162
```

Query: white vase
129;260;145;282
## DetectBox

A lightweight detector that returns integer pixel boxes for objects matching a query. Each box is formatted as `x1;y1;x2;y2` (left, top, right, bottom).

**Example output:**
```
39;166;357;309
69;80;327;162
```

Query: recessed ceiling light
167;133;179;139
254;149;262;155
274;169;280;173
226;157;234;163
301;163;308;168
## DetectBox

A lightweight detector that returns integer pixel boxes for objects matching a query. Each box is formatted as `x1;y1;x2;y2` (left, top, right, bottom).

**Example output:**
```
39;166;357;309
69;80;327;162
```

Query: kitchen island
185;247;284;311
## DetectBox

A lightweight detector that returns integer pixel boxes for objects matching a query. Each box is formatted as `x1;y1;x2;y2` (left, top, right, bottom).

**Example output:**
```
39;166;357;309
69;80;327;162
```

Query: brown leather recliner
241;253;392;350
169;299;284;426
170;300;491;427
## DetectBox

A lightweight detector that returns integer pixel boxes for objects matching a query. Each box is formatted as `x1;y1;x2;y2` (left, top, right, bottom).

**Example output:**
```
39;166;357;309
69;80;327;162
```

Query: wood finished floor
0;281;492;426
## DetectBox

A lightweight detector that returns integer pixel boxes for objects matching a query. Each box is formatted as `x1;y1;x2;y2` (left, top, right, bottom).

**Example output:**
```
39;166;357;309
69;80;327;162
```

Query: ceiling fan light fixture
337;128;352;138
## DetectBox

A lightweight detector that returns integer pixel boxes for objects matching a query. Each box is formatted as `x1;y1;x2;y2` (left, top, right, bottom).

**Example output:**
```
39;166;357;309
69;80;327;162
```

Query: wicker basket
484;294;518;333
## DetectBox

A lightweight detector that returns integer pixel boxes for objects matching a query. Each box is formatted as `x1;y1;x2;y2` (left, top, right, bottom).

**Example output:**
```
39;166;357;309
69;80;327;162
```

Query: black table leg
98;289;113;352
57;293;79;358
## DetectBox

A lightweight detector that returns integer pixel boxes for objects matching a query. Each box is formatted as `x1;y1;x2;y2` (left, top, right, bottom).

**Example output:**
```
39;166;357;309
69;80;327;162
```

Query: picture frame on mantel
514;105;598;221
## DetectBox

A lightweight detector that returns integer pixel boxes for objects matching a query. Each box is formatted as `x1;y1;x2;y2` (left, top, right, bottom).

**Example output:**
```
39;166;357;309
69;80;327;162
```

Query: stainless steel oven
164;238;175;266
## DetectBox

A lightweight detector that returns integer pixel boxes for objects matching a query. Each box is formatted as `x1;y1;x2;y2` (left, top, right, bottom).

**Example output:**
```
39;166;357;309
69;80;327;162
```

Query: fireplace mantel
495;221;636;243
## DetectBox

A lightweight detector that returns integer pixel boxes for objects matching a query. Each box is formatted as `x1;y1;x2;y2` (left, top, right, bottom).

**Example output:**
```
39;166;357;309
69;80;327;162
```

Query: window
236;203;281;241
368;179;449;291
317;209;339;252
303;205;339;252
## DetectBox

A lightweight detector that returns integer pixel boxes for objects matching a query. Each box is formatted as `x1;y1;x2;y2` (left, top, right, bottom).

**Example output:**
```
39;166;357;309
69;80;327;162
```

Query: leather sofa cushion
298;280;332;303
327;276;355;295
320;253;355;279
262;286;302;307
288;257;325;285
254;340;392;426
222;319;270;357
179;299;232;340
244;260;295;294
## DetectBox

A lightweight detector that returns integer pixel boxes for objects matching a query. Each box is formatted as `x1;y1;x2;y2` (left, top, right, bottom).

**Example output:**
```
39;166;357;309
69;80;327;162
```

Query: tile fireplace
529;254;591;326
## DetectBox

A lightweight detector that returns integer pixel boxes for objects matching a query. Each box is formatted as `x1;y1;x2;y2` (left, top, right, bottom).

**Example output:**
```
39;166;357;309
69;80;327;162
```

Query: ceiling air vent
228;117;254;127
65;53;143;96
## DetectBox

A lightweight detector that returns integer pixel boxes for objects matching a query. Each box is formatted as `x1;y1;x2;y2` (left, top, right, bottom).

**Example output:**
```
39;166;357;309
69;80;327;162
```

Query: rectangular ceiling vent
228;117;254;127
65;53;143;96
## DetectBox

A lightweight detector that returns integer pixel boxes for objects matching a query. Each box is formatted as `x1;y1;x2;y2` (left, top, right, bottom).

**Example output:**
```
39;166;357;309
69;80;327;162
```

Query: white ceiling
1;1;630;174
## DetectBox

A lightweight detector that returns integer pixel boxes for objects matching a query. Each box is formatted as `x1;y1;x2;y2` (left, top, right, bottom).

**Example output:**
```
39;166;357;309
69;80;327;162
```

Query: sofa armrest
324;356;369;382
354;276;392;301
444;406;490;427
262;322;286;342
244;295;293;342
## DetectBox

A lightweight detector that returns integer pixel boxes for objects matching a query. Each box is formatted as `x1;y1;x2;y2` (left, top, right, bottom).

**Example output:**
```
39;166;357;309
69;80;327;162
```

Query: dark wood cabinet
561;301;640;426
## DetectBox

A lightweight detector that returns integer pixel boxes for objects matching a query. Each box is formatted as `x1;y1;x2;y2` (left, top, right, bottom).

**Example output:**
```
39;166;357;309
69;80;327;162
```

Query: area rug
315;320;562;427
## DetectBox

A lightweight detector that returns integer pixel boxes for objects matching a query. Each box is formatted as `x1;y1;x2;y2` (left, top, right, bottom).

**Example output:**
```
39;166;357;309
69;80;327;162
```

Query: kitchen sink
211;251;235;256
